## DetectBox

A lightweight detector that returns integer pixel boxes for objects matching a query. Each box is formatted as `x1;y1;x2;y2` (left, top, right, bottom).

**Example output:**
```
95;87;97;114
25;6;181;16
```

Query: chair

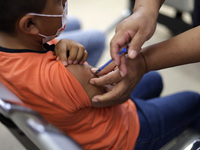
158;0;194;35
160;127;200;150
0;82;82;150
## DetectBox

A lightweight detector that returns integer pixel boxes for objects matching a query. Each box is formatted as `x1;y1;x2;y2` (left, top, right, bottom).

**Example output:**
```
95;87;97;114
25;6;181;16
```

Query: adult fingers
127;31;147;59
91;80;130;107
110;32;132;66
118;54;127;77
91;61;116;76
90;69;122;86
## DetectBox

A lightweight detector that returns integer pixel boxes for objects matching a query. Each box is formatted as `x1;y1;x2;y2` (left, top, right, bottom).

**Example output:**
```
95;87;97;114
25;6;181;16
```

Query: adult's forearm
134;0;165;17
141;26;200;72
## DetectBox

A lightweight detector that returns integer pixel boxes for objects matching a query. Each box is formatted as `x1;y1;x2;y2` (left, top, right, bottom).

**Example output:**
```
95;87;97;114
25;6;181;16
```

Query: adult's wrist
134;0;164;20
139;52;148;74
126;52;147;80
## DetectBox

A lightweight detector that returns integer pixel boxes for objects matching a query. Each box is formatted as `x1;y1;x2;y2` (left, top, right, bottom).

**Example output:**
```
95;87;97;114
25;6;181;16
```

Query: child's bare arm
66;64;110;107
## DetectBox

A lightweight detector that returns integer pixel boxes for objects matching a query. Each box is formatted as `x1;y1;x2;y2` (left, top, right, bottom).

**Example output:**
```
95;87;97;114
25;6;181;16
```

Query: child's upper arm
66;64;106;107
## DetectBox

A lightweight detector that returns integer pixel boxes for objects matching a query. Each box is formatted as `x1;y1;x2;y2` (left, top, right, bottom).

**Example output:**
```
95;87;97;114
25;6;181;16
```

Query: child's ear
18;15;39;35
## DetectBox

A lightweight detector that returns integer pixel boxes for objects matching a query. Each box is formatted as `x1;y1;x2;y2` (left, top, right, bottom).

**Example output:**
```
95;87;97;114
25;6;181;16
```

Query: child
0;0;200;150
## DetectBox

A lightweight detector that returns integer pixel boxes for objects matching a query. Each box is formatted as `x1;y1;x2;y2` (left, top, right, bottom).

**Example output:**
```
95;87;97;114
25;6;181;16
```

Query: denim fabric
193;0;200;27
131;71;163;100
58;16;106;67
131;72;200;150
65;16;81;31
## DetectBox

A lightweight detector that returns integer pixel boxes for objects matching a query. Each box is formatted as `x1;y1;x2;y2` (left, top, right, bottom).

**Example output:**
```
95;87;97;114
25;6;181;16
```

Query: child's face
36;0;67;36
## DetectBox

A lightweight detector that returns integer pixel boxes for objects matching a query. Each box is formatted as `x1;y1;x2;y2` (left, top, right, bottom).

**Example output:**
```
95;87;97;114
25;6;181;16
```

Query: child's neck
0;32;44;51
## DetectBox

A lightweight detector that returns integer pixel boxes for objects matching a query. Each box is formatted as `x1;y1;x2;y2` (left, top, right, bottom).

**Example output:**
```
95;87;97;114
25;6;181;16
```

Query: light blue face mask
27;2;68;44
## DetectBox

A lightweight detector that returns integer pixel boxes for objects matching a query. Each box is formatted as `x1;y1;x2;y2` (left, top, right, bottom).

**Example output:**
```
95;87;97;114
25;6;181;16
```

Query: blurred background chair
106;0;194;35
158;0;194;35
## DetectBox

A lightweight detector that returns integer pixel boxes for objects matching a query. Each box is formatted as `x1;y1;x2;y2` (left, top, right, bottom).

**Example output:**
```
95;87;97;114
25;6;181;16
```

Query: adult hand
110;6;158;76
90;0;164;104
90;53;147;105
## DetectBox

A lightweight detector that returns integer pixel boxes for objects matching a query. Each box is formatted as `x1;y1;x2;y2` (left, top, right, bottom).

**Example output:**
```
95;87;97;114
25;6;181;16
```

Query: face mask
27;2;68;44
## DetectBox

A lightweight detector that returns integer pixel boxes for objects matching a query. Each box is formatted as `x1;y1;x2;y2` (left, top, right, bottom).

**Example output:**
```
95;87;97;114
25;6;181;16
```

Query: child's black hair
0;0;47;34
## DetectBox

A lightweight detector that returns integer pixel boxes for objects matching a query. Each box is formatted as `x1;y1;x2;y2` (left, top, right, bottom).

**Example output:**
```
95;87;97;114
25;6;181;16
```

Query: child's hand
55;39;88;66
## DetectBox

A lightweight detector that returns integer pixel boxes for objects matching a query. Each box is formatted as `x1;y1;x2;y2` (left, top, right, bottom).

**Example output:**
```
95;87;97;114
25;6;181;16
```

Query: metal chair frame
0;98;82;150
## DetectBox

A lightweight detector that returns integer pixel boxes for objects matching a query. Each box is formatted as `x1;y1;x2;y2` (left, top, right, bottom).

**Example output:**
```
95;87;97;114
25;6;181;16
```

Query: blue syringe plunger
93;47;127;76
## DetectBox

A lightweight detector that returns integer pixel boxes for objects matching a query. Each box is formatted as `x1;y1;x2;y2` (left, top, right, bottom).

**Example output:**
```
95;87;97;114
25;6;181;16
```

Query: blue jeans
131;72;200;150
58;16;106;67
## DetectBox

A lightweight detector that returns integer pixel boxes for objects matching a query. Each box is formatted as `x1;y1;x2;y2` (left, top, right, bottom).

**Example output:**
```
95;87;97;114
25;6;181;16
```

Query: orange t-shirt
0;47;140;150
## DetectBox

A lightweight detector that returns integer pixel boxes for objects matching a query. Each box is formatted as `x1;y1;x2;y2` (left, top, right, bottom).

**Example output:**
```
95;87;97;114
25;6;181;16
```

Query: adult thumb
128;33;146;59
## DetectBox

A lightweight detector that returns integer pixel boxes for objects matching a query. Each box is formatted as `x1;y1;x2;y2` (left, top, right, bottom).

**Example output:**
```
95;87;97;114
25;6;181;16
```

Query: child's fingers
80;50;88;64
55;41;69;66
55;39;87;65
67;44;79;64
59;53;68;66
56;56;60;61
74;44;86;64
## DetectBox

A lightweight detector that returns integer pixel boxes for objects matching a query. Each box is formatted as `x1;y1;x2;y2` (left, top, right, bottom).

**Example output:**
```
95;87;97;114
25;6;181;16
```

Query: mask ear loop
65;1;68;15
27;13;63;17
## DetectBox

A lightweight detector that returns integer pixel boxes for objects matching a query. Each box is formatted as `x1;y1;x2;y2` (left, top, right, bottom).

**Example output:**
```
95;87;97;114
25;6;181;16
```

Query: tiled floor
1;0;200;149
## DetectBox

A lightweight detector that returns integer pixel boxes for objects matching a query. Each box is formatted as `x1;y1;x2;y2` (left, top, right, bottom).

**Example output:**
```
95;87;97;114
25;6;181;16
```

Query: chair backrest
0;82;22;103
164;0;194;12
0;81;82;150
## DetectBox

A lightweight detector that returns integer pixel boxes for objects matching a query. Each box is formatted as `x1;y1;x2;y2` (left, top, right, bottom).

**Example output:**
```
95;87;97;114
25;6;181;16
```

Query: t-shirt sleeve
41;60;91;112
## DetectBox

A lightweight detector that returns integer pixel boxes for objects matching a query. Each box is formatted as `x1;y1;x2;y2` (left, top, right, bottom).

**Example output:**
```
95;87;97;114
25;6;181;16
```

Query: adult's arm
89;26;200;104
142;26;200;71
110;0;165;76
